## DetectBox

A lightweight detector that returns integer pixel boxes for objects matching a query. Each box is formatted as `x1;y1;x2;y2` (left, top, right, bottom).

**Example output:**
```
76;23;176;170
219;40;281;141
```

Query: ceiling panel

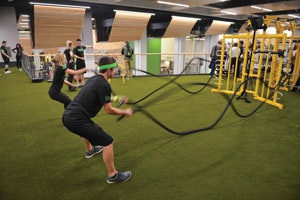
238;23;249;34
108;11;152;42
34;5;85;48
205;20;232;35
2;0;299;22
223;0;300;16
74;0;300;21
163;16;198;38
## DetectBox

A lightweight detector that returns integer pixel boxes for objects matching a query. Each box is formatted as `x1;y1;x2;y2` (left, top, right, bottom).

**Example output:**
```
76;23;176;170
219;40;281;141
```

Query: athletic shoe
69;87;77;92
85;146;103;158
5;70;12;74
106;171;132;184
19;68;22;71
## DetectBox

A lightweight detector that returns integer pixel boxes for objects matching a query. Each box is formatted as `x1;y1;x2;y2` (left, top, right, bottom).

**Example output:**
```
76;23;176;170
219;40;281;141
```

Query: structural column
174;37;186;74
134;30;147;76
81;11;95;77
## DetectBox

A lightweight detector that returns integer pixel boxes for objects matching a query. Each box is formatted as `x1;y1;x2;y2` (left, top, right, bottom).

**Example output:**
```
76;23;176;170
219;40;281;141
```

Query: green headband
98;62;117;70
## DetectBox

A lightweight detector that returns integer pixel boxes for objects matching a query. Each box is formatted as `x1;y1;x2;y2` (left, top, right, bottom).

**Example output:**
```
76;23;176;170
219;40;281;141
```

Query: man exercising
62;56;134;183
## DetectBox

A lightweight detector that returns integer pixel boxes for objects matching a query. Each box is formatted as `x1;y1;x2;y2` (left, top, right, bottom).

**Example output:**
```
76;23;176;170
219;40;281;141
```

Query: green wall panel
147;38;161;75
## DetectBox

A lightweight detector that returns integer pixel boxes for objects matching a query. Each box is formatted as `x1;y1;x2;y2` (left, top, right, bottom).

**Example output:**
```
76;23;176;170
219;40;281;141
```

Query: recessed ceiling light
262;8;272;12
251;5;262;10
114;10;154;16
220;11;237;15
288;14;300;19
172;16;201;21
29;2;90;9
157;1;189;8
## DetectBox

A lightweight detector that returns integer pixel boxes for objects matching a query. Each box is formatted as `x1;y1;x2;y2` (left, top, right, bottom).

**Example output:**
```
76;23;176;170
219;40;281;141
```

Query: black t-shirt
73;45;86;58
65;75;112;118
239;46;244;58
12;47;23;57
49;65;67;92
0;45;8;60
64;48;73;63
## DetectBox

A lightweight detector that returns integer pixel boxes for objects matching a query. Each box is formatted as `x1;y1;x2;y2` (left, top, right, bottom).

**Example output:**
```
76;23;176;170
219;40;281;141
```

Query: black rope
116;54;289;135
128;57;210;105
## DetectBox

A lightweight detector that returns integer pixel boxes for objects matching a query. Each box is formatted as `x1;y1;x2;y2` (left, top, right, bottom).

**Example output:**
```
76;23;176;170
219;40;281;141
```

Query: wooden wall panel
238;23;249;34
163;17;197;38
43;48;59;55
34;5;85;48
19;35;32;54
108;12;151;42
205;20;232;35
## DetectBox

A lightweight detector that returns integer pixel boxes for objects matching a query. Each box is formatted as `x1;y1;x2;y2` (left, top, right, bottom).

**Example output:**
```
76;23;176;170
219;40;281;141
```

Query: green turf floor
0;68;300;200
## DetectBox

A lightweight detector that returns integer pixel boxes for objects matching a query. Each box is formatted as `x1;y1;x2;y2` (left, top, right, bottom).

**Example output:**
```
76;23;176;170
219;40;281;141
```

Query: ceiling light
251;5;262;10
251;5;272;12
157;1;189;8
288;14;300;19
19;22;29;25
29;2;90;9
114;10;154;16
21;14;29;17
22;19;30;22
172;16;201;21
220;11;237;15
262;8;272;12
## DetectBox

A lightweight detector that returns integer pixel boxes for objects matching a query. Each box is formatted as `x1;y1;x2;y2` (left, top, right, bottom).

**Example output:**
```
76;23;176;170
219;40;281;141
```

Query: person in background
290;43;297;74
64;40;76;91
121;41;134;79
48;53;86;109
291;43;299;92
1;41;12;74
49;53;103;159
230;42;240;77
12;43;24;71
209;40;222;77
62;56;134;183
73;38;87;87
237;40;244;78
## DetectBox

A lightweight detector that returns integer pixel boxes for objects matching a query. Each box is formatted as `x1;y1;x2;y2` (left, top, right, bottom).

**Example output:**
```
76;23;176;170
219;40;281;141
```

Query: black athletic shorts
48;90;71;109
3;57;9;65
62;112;114;146
76;59;86;70
67;62;75;70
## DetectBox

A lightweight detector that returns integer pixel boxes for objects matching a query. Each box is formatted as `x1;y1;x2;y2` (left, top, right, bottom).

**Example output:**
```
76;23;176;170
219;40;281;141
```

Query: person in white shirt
230;42;240;76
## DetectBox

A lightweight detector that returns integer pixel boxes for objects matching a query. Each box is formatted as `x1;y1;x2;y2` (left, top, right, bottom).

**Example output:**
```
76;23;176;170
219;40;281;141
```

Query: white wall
161;37;174;61
81;11;95;77
0;6;19;63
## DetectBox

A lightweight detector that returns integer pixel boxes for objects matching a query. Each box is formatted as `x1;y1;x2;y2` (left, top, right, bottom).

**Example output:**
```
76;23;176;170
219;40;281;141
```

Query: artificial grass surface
0;68;300;200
